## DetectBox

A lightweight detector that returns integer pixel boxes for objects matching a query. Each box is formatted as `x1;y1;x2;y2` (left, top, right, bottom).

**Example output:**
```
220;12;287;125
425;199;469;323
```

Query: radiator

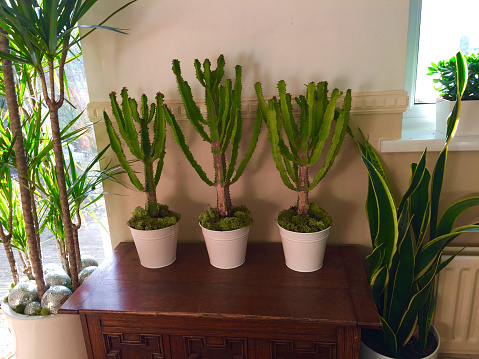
434;248;479;355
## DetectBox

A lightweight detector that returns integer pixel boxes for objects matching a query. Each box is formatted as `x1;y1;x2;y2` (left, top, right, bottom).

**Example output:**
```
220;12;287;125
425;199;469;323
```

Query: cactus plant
255;80;351;231
168;55;261;229
103;88;180;229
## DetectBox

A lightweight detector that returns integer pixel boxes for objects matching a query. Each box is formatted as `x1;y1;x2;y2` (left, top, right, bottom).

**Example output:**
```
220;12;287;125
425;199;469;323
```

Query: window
395;0;479;152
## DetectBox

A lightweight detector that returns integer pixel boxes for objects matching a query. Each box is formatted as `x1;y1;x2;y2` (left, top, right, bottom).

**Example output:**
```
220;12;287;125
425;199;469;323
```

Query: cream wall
81;0;479;252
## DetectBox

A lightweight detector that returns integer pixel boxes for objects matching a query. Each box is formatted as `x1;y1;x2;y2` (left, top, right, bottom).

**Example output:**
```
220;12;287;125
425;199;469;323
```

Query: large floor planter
1;301;87;359
200;224;249;269
278;224;330;272
130;222;179;268
360;326;440;359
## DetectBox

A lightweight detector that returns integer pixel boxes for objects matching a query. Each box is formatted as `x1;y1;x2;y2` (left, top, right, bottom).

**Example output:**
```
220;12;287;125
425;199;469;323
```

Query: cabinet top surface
60;242;380;329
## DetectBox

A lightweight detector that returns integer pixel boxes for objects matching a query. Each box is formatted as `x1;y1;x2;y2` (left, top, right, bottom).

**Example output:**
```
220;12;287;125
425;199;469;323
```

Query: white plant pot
200;224;249;269
130;222;178;268
436;99;479;137
1;301;87;359
360;326;440;359
278;224;330;272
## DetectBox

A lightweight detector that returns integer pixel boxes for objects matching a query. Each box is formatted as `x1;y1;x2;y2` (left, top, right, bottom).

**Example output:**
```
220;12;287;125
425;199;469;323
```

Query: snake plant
103;89;180;230
168;55;261;229
255;80;351;232
356;51;479;357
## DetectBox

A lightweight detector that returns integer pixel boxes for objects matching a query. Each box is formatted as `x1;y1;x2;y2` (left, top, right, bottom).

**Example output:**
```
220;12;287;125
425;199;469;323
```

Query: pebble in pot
41;285;72;314
8;281;39;312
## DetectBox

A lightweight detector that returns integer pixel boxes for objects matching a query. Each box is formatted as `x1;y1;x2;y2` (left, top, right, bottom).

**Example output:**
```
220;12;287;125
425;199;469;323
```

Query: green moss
198;205;253;231
277;202;332;233
3;296;7;303
127;205;181;230
40;308;50;316
14;304;25;314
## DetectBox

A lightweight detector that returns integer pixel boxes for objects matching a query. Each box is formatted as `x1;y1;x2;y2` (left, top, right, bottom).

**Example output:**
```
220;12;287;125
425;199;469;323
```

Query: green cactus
103;88;172;220
255;80;351;216
168;55;261;220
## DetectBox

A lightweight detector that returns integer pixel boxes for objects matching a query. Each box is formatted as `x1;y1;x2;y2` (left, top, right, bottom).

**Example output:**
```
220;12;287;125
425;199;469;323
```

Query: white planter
130;222;178;268
436;99;479;137
278;224;330;272
1;301;87;359
200;224;249;269
360;326;440;359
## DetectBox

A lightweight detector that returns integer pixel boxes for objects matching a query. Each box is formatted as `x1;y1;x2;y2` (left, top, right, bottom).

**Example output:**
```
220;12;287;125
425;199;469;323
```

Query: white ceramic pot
130;222;178;268
360;326;440;359
200;224;249;269
278;224;330;272
1;301;87;359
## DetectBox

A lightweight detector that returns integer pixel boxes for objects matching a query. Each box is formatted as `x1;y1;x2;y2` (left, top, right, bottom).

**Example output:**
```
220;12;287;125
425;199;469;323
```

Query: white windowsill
381;103;479;152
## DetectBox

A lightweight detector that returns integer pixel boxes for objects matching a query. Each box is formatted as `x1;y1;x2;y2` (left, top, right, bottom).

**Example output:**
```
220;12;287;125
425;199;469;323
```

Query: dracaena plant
428;52;479;100
167;55;261;230
255;80;351;232
355;52;479;358
0;0;136;294
103;89;180;230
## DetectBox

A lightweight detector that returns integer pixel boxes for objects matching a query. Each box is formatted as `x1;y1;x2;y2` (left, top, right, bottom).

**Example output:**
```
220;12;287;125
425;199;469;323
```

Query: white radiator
434;248;479;355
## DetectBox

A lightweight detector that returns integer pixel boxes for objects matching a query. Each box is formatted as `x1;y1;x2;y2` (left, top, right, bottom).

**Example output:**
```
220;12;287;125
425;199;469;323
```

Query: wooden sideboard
60;242;381;359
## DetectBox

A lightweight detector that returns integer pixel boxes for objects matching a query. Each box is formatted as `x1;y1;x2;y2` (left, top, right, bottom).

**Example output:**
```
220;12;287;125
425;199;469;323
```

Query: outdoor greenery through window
415;0;479;104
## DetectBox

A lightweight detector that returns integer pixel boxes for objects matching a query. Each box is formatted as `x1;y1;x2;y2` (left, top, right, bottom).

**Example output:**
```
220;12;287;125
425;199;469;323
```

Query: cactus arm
141;94;149;123
226;108;242;182
306;82;316;140
152;93;166;161
308;88;341;166
164;106;214;186
277;81;299;155
254;82;269;122
297;95;310;162
283;155;299;186
109;91;142;159
214;55;226;88
308;89;351;191
266;99;296;191
172;59;210;141
154;147;165;186
230;108;262;184
218;80;232;149
194;59;206;87
103;111;143;191
148;103;155;124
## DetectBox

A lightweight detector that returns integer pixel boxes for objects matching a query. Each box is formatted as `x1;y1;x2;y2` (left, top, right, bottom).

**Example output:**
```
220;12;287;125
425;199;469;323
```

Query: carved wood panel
270;339;335;359
103;332;165;359
184;336;247;359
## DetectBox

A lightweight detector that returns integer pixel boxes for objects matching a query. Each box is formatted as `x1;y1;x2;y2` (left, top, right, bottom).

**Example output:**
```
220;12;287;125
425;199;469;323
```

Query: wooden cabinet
60;242;380;359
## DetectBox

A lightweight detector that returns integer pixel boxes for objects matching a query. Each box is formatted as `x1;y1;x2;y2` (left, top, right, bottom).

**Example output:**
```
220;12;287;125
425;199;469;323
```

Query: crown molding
87;90;408;121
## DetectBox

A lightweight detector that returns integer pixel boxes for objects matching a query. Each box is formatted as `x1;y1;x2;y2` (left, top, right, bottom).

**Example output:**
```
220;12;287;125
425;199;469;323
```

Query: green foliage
428;53;478;100
356;52;478;357
277;202;332;233
104;89;169;218
255;80;351;214
169;55;261;218
127;206;180;231
40;308;50;316
198;206;253;231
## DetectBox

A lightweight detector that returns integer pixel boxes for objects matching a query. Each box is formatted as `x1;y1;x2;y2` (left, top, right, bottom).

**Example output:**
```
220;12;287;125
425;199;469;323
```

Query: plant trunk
18;251;33;280
48;107;79;289
2;237;19;285
30;190;42;260
0;31;46;297
145;159;159;217
73;212;82;273
212;142;232;218
297;163;309;215
57;239;70;276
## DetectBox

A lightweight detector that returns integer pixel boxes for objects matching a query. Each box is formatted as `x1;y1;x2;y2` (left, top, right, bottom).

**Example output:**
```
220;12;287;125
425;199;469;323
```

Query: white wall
78;0;479;252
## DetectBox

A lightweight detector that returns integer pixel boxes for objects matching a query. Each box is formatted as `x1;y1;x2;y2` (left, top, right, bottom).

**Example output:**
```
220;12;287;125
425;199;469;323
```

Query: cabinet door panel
103;331;166;359
183;336;248;359
270;340;335;359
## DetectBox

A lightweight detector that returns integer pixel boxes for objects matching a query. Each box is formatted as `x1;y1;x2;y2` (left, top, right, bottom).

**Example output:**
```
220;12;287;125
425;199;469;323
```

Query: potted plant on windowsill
355;52;479;359
255;80;352;272
167;55;261;269
428;52;479;137
103;88;180;269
